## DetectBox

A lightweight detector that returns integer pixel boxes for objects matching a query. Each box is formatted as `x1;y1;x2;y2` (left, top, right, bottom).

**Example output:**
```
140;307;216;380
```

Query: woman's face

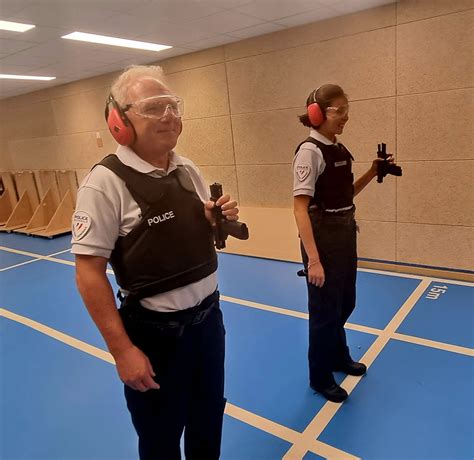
321;96;349;137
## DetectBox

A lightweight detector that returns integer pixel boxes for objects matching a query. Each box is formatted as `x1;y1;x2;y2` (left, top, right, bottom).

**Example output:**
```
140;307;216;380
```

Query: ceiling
0;0;394;99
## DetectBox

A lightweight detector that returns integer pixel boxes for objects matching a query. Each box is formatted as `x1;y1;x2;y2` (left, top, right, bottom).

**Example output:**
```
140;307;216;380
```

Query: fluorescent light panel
62;32;172;52
0;74;56;81
0;20;35;32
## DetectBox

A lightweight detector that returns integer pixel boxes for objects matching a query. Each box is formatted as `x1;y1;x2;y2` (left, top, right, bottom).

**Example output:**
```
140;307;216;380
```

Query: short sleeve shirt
292;129;339;197
71;145;217;311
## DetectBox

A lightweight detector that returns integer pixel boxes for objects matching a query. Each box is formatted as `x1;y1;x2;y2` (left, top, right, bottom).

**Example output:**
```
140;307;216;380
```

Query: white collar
115;145;183;174
309;128;337;146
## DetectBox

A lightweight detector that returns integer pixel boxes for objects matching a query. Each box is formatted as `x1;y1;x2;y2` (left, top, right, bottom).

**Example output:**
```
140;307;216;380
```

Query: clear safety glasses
125;95;184;120
325;104;349;117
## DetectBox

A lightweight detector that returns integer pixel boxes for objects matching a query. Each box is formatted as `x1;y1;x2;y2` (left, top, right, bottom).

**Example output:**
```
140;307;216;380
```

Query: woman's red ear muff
105;95;136;146
307;103;324;127
307;88;324;127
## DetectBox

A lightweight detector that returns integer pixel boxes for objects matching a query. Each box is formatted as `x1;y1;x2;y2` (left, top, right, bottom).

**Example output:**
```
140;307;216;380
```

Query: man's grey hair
110;65;169;106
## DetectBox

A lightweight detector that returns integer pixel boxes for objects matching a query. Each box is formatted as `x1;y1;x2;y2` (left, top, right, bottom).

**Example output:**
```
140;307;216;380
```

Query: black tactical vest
295;137;354;210
97;155;217;299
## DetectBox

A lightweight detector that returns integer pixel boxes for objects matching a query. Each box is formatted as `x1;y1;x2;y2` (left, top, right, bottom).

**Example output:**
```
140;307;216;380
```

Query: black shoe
311;383;348;403
334;361;367;376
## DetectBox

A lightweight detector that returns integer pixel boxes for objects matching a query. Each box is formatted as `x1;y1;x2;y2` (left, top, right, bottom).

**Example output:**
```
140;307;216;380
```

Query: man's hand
204;194;239;224
114;345;160;392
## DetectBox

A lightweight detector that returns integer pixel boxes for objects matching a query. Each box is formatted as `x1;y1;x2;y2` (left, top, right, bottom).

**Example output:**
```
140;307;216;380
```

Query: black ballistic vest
295;137;354;210
98;155;217;299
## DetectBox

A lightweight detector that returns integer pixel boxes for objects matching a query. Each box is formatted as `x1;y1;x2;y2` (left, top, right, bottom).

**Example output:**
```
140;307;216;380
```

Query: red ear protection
105;95;136;146
307;88;324;127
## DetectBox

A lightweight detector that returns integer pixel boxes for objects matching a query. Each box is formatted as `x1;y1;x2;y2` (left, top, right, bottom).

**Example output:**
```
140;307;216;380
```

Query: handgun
209;183;249;249
377;143;402;183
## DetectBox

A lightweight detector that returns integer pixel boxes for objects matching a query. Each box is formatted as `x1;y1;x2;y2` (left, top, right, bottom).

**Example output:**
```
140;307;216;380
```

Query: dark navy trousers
301;210;357;389
119;291;226;460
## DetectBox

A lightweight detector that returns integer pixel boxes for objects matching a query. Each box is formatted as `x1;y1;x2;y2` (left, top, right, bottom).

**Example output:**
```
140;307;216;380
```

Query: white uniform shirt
71;145;218;312
292;129;353;212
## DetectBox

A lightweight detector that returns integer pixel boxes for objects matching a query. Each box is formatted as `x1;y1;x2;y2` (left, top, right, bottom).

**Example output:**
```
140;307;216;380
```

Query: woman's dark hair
298;84;347;128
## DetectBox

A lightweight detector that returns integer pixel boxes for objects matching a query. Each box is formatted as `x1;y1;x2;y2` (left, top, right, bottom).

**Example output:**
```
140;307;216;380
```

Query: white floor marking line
2;244;472;287
221;295;382;336
0;308;114;364
225;403;360;460
282;278;432;460
358;267;424;279
0;246;116;275
0;258;41;271
0;251;466;357
0;246;76;268
359;267;473;286
1;306;357;459
221;295;308;320
0;248;72;271
392;332;474;357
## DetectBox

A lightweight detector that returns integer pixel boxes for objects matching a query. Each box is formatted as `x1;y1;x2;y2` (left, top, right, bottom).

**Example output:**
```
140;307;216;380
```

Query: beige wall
0;0;472;271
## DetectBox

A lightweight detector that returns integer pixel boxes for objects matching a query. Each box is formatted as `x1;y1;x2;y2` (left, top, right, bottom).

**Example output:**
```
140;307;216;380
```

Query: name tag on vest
334;160;347;167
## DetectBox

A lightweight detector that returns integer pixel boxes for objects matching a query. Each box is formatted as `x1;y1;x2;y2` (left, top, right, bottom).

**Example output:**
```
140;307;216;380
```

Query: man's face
125;78;182;156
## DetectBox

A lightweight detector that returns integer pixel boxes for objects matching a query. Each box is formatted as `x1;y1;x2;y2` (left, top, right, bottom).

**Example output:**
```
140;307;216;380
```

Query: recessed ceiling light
62;32;172;52
0;74;56;81
0;20;35;32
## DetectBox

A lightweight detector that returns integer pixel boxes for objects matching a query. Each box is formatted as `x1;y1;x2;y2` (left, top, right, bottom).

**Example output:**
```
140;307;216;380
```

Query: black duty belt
119;290;219;331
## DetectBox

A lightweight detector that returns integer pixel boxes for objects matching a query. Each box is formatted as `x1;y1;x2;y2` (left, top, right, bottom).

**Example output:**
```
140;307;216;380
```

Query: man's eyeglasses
325;104;349;117
124;95;184;120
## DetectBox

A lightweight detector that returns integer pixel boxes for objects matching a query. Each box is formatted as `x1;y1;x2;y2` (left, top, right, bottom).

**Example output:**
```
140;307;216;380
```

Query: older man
72;65;238;459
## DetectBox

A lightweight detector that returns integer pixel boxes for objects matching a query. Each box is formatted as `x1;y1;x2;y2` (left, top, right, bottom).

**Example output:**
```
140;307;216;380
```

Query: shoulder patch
72;211;92;240
296;164;311;182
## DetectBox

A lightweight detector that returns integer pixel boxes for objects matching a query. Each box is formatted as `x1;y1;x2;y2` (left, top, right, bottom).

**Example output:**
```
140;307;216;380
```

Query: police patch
72;211;91;240
296;165;311;182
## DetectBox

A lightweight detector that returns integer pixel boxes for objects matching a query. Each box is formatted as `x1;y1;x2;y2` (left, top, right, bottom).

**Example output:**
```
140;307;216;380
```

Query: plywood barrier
1;172;18;208
13;171;39;208
14;188;57;235
57;170;78;203
31;190;74;238
1;190;35;231
0;189;14;224
37;170;60;206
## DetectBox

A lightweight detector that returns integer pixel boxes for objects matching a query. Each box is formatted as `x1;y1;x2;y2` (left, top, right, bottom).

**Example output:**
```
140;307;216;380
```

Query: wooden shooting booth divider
1;171;39;232
23;169;78;238
0;172;18;226
0;169;78;238
14;169;62;236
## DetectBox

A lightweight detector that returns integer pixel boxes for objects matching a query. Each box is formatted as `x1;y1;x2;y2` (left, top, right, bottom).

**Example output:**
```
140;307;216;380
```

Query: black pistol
377;143;402;183
209;183;249;249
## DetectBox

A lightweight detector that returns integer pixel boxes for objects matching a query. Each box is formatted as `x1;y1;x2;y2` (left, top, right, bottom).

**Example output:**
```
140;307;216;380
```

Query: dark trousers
302;210;357;388
119;291;226;460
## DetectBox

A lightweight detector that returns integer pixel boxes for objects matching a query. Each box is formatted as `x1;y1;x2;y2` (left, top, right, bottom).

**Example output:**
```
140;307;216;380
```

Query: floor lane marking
392;332;473;357
282;279;432;459
1;245;472;286
0;308;115;364
0;248;72;271
0;307;358;460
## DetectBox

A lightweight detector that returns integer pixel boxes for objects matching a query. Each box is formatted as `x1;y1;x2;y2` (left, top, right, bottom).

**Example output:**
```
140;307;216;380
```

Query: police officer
72;65;239;459
293;84;392;403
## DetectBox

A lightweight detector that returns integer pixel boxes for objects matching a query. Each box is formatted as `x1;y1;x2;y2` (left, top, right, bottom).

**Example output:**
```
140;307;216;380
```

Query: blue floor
1;233;473;460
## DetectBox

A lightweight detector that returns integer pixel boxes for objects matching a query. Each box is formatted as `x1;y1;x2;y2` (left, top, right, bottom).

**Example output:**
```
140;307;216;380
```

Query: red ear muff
105;96;135;146
307;102;324;127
